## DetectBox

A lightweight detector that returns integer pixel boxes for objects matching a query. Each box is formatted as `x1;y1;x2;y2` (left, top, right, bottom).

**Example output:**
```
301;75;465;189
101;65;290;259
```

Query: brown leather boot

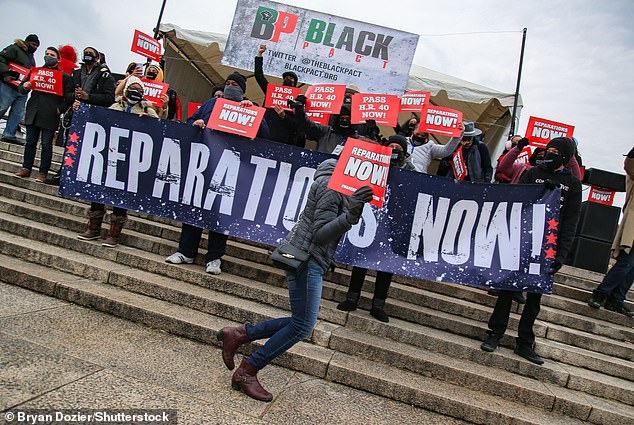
77;209;105;240
231;359;272;402
15;168;31;178
102;214;128;247
216;324;249;370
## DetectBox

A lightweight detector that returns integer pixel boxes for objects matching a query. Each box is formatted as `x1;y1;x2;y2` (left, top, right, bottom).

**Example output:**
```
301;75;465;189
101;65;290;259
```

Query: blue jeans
593;249;634;304
178;223;228;263
22;125;54;174
245;259;325;370
0;83;27;139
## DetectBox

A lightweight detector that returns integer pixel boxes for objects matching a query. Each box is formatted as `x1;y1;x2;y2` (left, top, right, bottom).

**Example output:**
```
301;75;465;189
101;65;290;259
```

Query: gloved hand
544;179;559;190
346;186;374;224
516;137;530;150
547;259;562;275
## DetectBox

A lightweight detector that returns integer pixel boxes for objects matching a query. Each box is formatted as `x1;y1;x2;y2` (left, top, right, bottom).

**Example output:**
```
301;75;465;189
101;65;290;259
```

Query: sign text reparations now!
61;105;561;293
419;104;463;137
207;98;265;139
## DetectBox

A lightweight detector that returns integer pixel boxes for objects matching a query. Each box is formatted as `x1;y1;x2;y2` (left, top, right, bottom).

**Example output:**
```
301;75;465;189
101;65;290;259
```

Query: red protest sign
187;102;202;119
400;91;430;113
419;104;463;137
525;116;574;148
304;84;346;114
264;84;302;111
207;98;265;139
131;30;162;62
29;68;63;96
515;146;533;164
327;137;392;208
588;186;615;206
350;94;400;127
140;78;169;106
306;111;330;125
8;62;29;87
451;146;467;181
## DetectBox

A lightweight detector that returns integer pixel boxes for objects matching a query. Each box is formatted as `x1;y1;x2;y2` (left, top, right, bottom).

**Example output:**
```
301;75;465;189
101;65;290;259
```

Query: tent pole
509;28;527;137
145;0;168;67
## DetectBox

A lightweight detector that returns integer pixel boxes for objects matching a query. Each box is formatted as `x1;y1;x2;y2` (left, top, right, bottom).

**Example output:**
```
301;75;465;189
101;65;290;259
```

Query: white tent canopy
159;23;522;153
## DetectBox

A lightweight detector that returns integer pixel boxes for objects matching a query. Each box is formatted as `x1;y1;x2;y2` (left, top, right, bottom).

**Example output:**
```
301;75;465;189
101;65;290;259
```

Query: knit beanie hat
386;134;409;153
225;72;247;93
124;76;144;92
25;34;40;45
546;137;575;164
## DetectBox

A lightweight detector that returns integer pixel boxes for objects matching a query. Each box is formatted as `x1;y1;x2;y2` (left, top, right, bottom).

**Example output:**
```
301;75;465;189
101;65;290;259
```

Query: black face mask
338;116;351;129
282;77;295;87
27;45;38;54
126;89;144;104
543;152;563;171
146;72;158;80
83;53;96;64
411;135;427;146
390;150;405;167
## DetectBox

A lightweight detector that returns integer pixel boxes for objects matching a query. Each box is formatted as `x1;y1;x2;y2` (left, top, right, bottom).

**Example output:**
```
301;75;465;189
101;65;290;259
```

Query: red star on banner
63;156;75;168
66;144;78;156
544;247;557;259
546;233;558;246
547;218;559;230
68;132;79;144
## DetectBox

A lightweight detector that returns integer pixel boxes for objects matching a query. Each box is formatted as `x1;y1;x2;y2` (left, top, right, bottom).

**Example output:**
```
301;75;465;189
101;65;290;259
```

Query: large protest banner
222;0;419;95
61;105;561;293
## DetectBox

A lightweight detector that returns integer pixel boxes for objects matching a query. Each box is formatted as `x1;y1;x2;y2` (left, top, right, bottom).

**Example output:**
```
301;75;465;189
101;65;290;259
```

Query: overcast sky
2;0;632;202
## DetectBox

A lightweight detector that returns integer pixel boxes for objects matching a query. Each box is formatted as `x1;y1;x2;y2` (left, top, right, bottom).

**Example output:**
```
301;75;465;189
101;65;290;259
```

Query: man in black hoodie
480;137;581;365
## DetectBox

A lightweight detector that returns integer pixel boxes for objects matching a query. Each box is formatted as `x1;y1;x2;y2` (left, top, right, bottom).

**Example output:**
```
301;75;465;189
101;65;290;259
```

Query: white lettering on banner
282;167;315;231
219;108;256;127
343;157;388;185
128;131;154;193
202;149;240;214
77;122;107;184
265;162;292;226
137;36;160;53
181;143;210;207
346;207;377;248
426;113;458;128
408;193;525;271
152;138;182;202
531;126;566;139
105;127;128;190
244;157;278;221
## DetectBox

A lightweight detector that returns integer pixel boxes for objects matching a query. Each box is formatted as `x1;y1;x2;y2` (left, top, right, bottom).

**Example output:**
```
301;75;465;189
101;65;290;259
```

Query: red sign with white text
350;93;400;126
588;186;615;206
8;62;29;87
207;98;265;139
451;146;467;180
419;104;463;137
29;68;63;96
304;84;346;113
327;138;392;208
515;146;533;164
525;116;574;148
131;30;162;62
306;111;330;125
140;78;169;106
264;84;302;111
187;102;203;119
399;91;430;112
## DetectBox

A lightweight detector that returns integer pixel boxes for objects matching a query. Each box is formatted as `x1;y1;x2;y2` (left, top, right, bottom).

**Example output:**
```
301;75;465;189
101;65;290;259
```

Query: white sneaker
206;259;222;275
165;252;194;264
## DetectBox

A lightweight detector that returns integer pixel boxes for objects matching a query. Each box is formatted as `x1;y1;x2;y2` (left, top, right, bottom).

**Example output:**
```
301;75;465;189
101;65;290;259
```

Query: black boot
588;293;607;309
370;298;389;322
337;291;360;311
480;334;502;352
514;344;544;365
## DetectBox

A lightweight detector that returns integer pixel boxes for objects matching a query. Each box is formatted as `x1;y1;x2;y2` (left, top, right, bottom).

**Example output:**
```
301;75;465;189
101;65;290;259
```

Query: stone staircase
1;140;633;425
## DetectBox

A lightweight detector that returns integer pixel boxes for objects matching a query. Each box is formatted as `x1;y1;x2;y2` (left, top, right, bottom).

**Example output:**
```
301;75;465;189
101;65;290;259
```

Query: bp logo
250;6;298;42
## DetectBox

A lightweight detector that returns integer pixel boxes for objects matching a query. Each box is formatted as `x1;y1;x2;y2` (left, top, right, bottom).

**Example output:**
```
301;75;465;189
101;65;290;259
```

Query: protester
76;76;157;247
408;126;464;174
165;72;269;275
494;135;523;183
336;134;427;322
147;64;182;121
217;160;374;401
14;47;73;182
45;46;115;185
437;122;492;181
394;114;419;138
0;34;39;144
254;44;304;147
58;45;78;76
292;94;380;154
481;137;582;365
587;147;634;317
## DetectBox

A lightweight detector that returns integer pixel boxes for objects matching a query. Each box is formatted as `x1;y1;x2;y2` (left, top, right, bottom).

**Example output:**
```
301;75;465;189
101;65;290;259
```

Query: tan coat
109;99;159;118
612;157;634;257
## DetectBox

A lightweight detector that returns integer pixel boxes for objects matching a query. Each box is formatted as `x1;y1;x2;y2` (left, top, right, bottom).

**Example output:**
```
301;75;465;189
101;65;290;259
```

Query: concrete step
1;218;633;410
0;252;619;425
1;190;633;363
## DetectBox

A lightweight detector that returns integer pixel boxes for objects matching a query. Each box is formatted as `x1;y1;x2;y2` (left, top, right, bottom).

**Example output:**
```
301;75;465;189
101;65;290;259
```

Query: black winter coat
71;64;115;107
19;69;74;130
520;164;582;262
287;159;354;271
0;40;32;90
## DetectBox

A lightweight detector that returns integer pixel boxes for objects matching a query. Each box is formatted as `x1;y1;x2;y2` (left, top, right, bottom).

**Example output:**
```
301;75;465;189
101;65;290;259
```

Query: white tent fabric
159;23;522;154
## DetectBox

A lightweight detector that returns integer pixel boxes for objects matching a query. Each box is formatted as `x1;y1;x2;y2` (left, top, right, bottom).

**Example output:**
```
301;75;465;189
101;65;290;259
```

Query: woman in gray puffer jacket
216;158;374;402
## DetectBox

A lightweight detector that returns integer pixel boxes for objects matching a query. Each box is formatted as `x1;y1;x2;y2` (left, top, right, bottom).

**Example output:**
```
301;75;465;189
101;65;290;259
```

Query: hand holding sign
347;186;374;224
